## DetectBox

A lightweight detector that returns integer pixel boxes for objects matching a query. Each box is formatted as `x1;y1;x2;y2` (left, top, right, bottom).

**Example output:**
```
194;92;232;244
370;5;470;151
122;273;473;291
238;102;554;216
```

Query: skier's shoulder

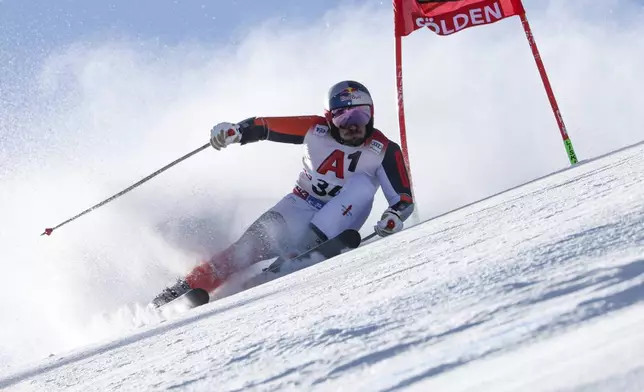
302;115;327;129
364;128;398;156
305;117;332;138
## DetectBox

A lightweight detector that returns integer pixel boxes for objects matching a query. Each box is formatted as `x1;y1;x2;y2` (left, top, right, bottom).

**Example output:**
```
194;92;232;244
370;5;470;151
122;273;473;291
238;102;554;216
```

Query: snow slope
1;142;642;391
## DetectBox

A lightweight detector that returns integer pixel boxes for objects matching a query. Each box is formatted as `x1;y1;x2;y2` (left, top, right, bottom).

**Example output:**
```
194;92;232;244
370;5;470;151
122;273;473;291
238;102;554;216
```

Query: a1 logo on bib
369;139;384;154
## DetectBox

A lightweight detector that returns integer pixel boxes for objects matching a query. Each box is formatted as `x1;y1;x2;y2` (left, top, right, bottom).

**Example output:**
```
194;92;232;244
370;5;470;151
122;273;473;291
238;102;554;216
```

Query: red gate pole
520;12;578;164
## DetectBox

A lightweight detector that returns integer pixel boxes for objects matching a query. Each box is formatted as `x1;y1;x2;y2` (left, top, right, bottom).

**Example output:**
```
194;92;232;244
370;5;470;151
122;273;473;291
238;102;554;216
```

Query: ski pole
41;142;211;236
363;232;378;242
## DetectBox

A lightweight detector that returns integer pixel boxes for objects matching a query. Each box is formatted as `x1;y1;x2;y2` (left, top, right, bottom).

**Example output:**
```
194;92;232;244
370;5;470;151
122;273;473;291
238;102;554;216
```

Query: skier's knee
228;210;289;267
246;211;287;236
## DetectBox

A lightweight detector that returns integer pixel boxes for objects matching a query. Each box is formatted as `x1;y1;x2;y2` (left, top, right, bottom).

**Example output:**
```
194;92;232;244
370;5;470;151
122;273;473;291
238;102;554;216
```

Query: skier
152;80;414;307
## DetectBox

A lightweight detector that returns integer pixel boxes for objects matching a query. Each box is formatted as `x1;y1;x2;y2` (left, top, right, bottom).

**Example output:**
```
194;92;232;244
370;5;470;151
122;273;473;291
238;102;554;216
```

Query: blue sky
1;0;378;64
2;0;643;50
1;0;349;44
0;0;390;113
2;0;641;51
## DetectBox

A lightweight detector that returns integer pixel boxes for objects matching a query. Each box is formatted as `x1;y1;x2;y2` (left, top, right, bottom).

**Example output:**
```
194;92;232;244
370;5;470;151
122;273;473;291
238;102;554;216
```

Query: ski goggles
330;105;372;128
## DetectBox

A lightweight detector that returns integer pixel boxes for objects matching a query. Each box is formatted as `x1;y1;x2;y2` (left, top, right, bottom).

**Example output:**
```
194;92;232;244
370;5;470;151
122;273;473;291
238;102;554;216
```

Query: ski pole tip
41;228;53;236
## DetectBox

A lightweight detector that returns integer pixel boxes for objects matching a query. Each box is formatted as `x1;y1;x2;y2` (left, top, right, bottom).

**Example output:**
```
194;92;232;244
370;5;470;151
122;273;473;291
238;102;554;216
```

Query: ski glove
374;208;403;237
210;122;242;150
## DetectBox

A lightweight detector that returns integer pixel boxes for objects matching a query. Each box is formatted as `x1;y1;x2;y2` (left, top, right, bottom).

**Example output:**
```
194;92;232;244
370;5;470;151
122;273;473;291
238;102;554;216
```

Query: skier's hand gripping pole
209;122;242;150
374;209;403;237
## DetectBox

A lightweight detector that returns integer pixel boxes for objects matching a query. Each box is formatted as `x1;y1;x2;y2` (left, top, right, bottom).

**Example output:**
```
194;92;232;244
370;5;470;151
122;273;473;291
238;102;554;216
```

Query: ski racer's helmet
324;80;374;146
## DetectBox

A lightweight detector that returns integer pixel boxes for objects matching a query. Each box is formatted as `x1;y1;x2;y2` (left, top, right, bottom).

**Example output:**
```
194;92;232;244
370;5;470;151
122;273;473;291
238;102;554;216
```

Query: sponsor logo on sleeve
369;139;384;154
314;125;329;136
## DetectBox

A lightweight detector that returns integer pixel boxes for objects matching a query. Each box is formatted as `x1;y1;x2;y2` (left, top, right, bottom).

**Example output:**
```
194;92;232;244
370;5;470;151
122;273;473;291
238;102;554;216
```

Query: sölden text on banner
394;0;525;37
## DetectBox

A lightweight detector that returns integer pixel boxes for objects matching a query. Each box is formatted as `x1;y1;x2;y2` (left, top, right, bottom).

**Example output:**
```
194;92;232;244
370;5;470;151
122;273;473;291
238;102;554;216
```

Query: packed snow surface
1;143;643;391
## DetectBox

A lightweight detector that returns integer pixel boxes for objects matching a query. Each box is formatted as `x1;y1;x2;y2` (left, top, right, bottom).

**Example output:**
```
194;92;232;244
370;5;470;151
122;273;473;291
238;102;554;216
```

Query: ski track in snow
1;143;643;391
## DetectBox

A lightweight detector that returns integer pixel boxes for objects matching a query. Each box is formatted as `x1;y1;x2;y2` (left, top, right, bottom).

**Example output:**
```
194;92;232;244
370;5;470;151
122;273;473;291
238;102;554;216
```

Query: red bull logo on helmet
339;87;366;103
340;87;357;94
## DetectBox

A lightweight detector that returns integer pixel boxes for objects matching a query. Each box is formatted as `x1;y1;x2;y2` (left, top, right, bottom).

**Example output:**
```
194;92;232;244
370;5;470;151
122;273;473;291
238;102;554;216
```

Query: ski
156;288;209;316
242;229;362;290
